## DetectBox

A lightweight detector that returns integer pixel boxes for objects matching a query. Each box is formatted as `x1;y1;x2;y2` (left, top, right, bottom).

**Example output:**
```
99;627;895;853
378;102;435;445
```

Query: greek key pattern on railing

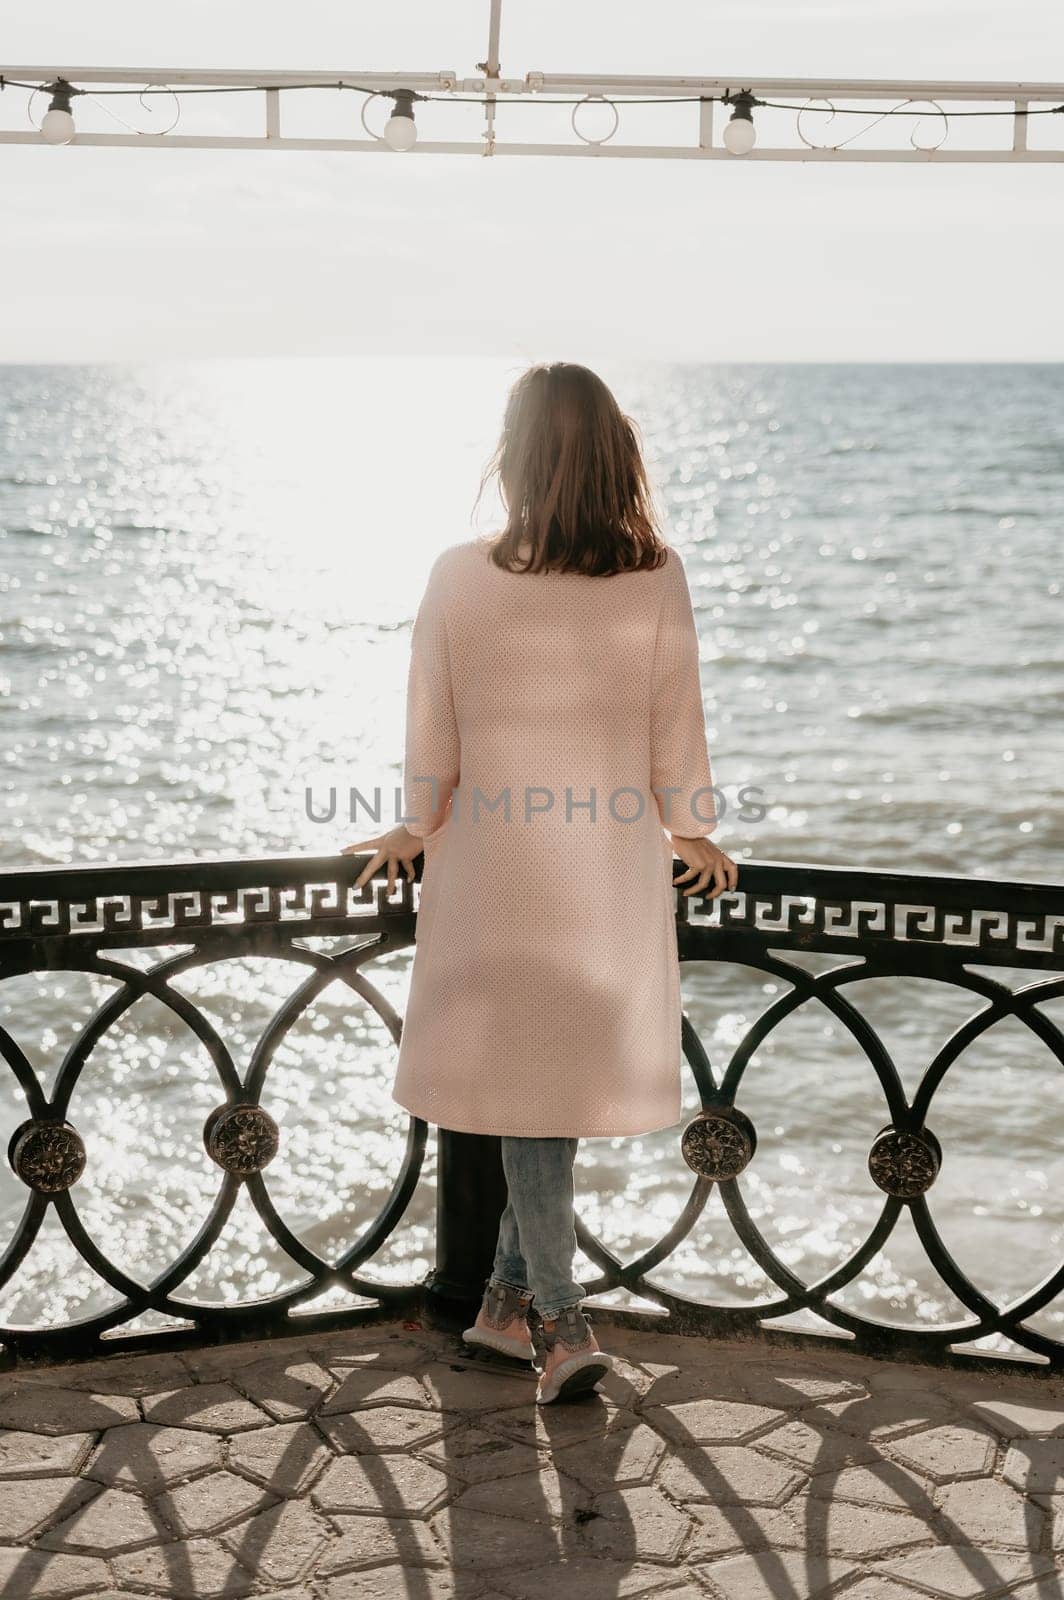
2;854;1062;967
683;878;1064;969
0;852;1062;1368
0;884;370;939
0;865;403;948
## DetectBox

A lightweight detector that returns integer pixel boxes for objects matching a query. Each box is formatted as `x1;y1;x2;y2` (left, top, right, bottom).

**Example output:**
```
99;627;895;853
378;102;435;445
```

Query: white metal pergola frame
2;2;1062;163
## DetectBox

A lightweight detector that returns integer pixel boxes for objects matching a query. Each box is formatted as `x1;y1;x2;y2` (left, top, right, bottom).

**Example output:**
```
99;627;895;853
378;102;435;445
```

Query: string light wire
2;75;1063;118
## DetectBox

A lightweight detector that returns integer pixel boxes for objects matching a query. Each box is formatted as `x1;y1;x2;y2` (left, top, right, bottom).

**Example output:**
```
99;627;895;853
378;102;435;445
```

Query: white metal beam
527;73;1064;101
3;66;1062;99
0;132;1060;163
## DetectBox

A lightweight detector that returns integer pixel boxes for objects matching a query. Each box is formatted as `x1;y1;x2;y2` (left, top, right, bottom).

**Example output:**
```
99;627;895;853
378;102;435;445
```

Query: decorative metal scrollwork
204;1101;280;1175
796;96;949;154
867;1123;942;1197
8;1117;87;1192
29;80;182;139
1;851;1063;1370
681;1104;757;1180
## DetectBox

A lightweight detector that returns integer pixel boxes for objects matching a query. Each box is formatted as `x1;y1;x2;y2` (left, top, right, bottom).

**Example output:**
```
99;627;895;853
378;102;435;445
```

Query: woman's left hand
342;825;424;893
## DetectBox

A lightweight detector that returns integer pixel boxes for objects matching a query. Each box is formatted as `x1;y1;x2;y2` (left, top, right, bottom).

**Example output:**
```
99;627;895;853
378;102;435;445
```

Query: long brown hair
476;362;667;576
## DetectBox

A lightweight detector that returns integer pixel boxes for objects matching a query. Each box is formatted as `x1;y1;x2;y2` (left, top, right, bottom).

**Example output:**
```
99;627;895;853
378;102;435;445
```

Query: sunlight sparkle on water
1;359;1063;1334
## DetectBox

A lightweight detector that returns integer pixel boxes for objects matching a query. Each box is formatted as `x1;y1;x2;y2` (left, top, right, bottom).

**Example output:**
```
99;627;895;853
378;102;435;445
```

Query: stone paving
0;1314;1062;1599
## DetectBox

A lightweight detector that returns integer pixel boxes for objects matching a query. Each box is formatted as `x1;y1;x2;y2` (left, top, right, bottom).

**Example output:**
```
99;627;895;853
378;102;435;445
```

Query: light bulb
384;113;417;151
40;81;77;146
723;113;756;156
383;90;417;151
41;107;76;145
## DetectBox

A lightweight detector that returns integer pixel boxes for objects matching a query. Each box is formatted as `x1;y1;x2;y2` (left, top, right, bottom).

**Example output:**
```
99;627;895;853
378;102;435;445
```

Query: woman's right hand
342;824;424;894
671;835;739;899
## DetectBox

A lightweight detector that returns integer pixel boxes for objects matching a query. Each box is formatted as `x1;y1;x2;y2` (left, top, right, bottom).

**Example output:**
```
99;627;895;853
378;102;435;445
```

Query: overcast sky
1;1;1061;362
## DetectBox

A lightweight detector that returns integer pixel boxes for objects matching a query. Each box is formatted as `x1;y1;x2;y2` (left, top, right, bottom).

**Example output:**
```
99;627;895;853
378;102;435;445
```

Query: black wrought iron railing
0;850;1062;1371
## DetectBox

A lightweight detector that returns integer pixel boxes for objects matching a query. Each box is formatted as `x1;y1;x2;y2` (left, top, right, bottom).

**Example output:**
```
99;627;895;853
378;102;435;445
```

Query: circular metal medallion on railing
681;1105;757;1180
204;1102;280;1175
867;1123;942;1197
8;1117;87;1192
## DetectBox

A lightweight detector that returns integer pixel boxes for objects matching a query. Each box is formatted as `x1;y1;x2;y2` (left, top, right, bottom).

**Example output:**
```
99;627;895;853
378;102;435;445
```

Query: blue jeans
488;1135;587;1322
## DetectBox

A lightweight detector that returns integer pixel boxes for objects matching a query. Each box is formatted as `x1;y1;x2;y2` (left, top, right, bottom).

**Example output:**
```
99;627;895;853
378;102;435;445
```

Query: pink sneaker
530;1304;614;1404
461;1280;535;1360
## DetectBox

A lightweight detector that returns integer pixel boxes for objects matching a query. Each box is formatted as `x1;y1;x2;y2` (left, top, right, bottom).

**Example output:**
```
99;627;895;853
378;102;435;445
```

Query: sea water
0;358;1061;1348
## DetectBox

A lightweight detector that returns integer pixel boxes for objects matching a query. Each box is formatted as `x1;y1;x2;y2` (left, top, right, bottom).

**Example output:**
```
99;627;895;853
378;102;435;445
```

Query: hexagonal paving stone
1002;1436;1064;1493
219;1498;331;1586
84;1422;223;1489
254;1593;332;1600
227;1419;332;1494
688;1549;854;1599
826;1580;927;1600
36;1485;169;1554
642;1398;789;1446
1051;1500;1064;1554
4;1322;1056;1600
809;1499;933;1557
735;1362;868;1408
318;1368;431;1414
502;1555;689;1599
753;1418;884;1473
417;1359;535;1413
885;1422;998;1484
813;1392;959;1440
318;1565;474;1600
312;1451;454;1517
937;1476;1047;1549
806;1461;934;1511
591;1350;660;1404
113;1533;257;1596
317;1512;444;1575
230;1356;335;1421
454;1463;590;1523
881;1545;1060;1598
155;1469;278;1536
317;1403;451;1455
552;1421;667;1491
0;1387;138;1435
429;1502;562;1568
605;1326;737;1373
0;1475;98;1541
414;1422;547;1483
1016;1563;1064;1600
657;1444;804;1507
485;1399;638;1452
0;1429;95;1478
640;1364;762;1409
968;1398;1064;1438
638;1584;724;1600
55;1592;138;1600
577;1484;696;1562
685;1501;804;1560
0;1545;113;1598
143;1382;271;1433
